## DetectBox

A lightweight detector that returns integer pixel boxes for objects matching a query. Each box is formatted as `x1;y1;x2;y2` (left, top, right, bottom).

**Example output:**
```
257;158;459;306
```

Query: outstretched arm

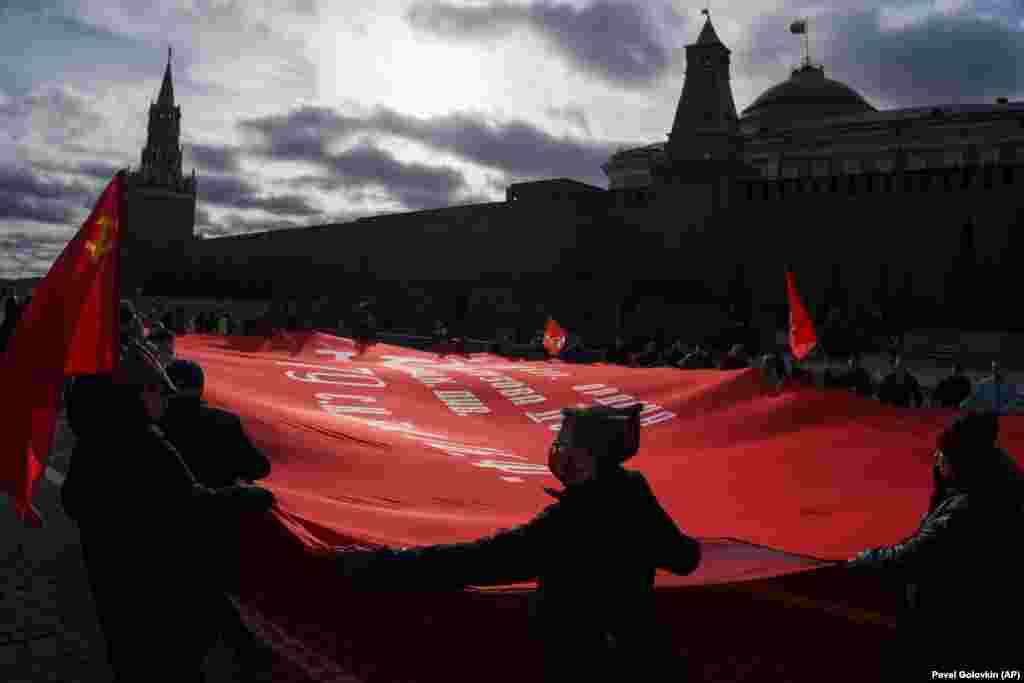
846;498;966;574
635;476;701;576
337;506;558;590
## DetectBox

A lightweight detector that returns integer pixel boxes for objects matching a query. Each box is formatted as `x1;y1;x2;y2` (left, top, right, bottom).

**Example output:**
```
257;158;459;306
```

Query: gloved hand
215;483;275;513
845;550;874;568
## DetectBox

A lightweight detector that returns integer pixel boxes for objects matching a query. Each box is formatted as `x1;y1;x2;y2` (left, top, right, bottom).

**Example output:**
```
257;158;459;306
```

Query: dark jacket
161;396;271;489
877;370;924;408
833;367;875;397
717;353;749;370
848;448;1024;667
679;351;714;369
338;467;700;679
932;373;973;408
61;374;274;679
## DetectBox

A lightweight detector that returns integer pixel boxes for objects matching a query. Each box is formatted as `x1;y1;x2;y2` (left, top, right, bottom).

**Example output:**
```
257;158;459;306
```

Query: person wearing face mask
846;412;1024;674
333;403;701;681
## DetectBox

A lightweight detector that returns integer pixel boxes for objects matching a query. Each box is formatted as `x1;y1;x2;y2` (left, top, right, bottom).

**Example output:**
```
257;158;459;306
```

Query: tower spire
157;45;175;107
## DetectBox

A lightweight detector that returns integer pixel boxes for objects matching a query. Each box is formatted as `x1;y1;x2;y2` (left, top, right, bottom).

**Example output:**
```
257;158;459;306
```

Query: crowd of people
6;291;1018;678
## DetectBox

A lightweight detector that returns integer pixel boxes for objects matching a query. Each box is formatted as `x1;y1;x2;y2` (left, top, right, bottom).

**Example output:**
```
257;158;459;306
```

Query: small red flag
0;171;124;526
785;270;817;361
543;317;567;356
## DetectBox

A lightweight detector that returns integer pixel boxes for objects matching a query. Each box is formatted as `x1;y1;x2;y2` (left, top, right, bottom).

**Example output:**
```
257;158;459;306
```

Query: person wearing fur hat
61;342;276;682
846;411;1024;673
333;403;701;680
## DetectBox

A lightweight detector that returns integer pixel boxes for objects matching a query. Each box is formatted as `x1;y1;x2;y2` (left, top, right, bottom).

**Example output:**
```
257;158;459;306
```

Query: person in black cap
61;342;276;682
162;359;271;488
352;299;378;356
333;403;701;681
846;411;1024;673
161;357;275;678
931;362;972;408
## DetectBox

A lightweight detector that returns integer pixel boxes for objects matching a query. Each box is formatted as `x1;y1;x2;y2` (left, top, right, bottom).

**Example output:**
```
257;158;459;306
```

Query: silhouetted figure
162;359;275;677
61;344;275;682
961;361;1022;414
606;337;630;365
0;295;23;355
661;339;688;367
832;355;875;398
877;357;923;408
352;300;378;356
932;363;973;408
717;344;750;370
334;404;701;681
146;327;176;368
847;412;1024;671
633;340;661;367
679;345;714;369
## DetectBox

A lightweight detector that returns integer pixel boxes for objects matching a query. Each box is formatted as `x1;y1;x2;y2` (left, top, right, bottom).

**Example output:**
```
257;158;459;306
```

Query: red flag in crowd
0;171;125;525
785;269;817;361
543;317;567;356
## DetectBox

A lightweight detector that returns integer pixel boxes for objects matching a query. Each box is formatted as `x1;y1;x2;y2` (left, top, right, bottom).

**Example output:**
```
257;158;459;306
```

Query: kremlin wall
120;15;1024;345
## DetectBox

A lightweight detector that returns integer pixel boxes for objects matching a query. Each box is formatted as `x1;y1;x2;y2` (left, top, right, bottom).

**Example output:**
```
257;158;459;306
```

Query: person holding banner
846;412;1024;672
335;403;701;681
61;343;276;682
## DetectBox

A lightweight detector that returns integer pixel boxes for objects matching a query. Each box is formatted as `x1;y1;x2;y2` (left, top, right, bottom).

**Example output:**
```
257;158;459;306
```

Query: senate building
122;15;1024;347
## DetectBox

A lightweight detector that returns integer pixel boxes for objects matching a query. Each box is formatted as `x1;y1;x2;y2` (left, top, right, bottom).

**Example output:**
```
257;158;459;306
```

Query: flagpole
115;169;127;352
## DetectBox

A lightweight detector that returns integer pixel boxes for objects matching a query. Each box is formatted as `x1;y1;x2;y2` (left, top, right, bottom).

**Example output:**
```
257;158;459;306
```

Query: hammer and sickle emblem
86;216;115;262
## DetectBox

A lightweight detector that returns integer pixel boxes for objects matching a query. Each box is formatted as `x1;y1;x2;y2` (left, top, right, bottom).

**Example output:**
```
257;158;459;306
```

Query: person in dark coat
605;337;630;365
162;359;271;488
877;356;924;408
846;412;1024;673
717;344;750;370
679;344;714;369
831;354;876;398
62;343;275;682
0;295;23;354
931;362;973;408
334;404;701;681
161;358;275;677
352;300;378;355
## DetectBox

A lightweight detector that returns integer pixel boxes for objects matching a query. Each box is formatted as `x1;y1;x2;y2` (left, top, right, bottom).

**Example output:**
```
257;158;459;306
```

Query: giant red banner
176;332;1024;681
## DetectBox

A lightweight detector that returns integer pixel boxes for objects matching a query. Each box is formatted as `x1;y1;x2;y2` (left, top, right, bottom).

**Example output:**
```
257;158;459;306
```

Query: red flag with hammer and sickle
543;317;567;356
0;171;124;526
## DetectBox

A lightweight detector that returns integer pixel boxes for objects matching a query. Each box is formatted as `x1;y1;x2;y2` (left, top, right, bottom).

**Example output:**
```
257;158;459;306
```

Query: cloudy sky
2;0;1022;278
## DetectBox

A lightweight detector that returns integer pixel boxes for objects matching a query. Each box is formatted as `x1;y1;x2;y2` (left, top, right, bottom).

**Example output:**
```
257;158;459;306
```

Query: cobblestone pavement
1;417;241;683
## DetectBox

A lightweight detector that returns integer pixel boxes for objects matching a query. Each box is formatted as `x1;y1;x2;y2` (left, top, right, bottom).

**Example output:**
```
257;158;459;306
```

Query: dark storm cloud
197;173;321;216
0;194;77;225
405;1;684;88
744;6;1024;110
0;163;94;224
77;161;124;180
327;143;468;210
0;229;69;277
825;9;1024;107
185;143;241;174
239;105;623;190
